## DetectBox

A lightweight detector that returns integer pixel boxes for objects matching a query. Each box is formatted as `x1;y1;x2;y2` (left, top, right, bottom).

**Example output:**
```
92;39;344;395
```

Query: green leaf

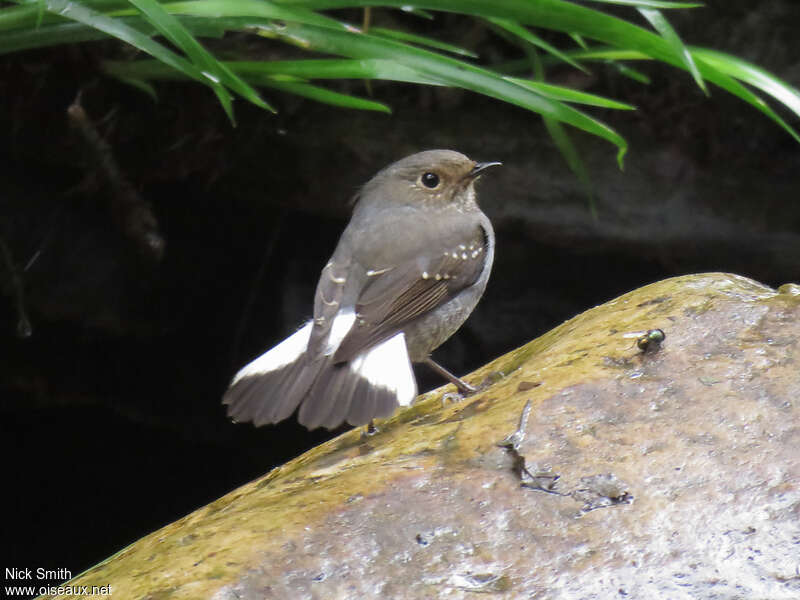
507;78;635;109
21;1;216;92
569;32;588;50
158;0;351;30
543;115;596;217
34;0;45;28
369;26;478;58
0;15;232;54
609;60;652;84
232;58;444;85
128;0;273;113
278;0;796;140
582;0;702;7
105;57;444;85
487;17;588;73
115;75;160;100
398;6;434;19
258;79;392;112
690;47;800;121
638;7;706;94
515;45;597;211
255;19;628;165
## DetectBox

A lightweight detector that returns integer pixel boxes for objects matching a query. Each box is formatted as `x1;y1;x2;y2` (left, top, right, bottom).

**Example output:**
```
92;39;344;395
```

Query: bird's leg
424;357;477;395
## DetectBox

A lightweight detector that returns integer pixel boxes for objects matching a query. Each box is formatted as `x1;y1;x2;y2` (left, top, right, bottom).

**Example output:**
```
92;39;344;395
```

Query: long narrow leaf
128;0;273;112
159;0;351;30
569;32;588;50
582;0;702;7
256;79;392;112
543;115;596;216
255;19;628;165
370;26;477;58
104;57;444;85
508;78;635;109
690;47;800;120
104;57;393;112
610;60;652;84
0;0;134;32
0;15;230;54
524;35;595;212
28;1;221;91
638;7;706;94
487;17;588;73
280;0;798;140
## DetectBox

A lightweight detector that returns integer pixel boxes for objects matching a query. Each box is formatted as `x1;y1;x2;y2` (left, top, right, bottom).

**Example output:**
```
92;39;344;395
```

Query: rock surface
42;273;800;600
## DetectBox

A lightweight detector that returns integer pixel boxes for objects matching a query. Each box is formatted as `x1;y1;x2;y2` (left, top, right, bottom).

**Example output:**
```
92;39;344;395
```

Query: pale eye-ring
420;172;440;189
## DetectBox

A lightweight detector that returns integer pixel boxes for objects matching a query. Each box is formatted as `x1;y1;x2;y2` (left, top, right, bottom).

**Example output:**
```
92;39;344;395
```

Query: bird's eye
420;172;440;189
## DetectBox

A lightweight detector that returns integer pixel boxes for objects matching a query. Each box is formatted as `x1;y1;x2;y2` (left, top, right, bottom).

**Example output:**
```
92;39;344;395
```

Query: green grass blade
581;0;702;7
610;60;652;84
104;57;444;85
40;0;240;121
105;57;392;112
255;20;628;165
487;17;588;73
34;0;45;28
0;15;231;54
0;21;112;52
257;79;392;112
638;7;706;94
508;78;635;109
524;41;596;211
569;32;588;50
369;26;478;58
0;0;133;32
543;115;596;216
128;0;273;112
233;58;444;85
159;0;351;30
691;47;800;120
114;75;159;100
26;2;199;80
279;0;797;140
398;6;434;19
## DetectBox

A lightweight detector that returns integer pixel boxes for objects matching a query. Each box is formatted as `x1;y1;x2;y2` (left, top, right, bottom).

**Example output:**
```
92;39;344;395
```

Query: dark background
2;1;799;589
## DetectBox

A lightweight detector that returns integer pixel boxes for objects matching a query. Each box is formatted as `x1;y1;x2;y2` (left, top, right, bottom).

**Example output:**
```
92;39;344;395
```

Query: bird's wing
332;221;490;362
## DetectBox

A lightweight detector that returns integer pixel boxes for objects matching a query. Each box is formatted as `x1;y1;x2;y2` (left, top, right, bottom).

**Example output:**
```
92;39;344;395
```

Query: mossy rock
43;273;800;600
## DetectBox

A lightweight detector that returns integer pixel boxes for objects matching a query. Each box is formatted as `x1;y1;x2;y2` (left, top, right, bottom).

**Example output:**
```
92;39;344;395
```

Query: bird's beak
468;161;502;178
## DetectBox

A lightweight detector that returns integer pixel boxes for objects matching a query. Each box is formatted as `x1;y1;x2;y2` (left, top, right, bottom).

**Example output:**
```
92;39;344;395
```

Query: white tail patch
350;332;417;407
231;321;312;385
325;310;356;356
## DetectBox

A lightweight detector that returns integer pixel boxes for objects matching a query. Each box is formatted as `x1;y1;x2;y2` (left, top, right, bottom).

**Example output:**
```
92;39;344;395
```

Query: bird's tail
224;321;321;426
224;325;417;430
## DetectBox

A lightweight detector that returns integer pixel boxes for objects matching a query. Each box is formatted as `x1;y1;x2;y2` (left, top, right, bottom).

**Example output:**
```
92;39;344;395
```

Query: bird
223;149;500;430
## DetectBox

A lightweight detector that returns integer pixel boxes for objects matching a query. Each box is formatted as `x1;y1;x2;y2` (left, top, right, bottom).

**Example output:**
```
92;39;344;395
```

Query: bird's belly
403;284;485;362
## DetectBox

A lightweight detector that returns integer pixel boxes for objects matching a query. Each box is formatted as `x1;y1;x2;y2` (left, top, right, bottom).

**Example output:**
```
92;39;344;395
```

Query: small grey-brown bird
223;150;499;430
